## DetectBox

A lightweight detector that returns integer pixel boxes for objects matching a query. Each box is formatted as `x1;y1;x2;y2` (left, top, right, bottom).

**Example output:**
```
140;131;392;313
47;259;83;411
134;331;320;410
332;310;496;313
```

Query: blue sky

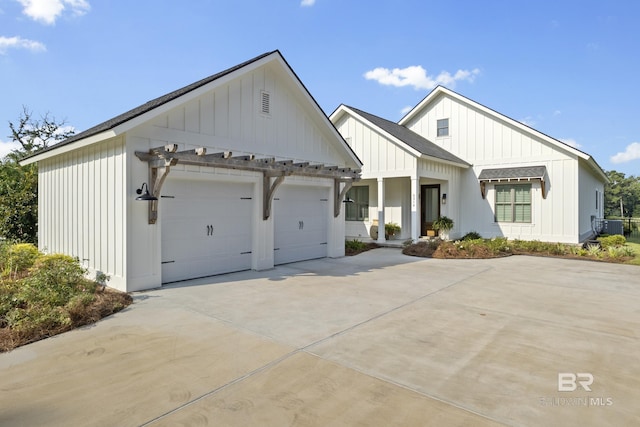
1;0;639;176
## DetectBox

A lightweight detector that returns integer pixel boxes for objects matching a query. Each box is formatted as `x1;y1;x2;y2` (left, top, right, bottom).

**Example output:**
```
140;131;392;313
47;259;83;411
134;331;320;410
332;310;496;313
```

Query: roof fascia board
420;154;471;168
19;130;117;165
581;157;610;183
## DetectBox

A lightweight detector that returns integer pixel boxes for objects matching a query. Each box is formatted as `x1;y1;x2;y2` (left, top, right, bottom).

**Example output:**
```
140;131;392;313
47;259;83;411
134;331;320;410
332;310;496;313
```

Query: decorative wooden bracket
147;158;177;224
263;173;286;220
480;181;486;199
135;144;361;223
334;179;355;217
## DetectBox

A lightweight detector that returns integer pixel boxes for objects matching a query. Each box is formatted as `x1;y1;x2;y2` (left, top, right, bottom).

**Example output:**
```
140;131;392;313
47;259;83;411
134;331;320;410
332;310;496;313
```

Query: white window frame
437;118;449;137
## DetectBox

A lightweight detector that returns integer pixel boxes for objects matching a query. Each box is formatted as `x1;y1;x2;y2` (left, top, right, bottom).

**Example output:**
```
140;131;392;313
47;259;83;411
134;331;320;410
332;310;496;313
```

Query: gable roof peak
21;50;282;163
338;105;469;167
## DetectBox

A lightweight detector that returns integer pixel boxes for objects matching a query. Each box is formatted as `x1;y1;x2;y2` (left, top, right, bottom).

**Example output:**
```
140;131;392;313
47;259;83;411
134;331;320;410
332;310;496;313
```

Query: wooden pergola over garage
20;50;363;291
135;144;360;224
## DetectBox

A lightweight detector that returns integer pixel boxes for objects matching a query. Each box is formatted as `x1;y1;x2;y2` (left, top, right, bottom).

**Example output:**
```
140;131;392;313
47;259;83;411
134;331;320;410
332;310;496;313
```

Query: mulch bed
0;288;132;353
345;242;380;256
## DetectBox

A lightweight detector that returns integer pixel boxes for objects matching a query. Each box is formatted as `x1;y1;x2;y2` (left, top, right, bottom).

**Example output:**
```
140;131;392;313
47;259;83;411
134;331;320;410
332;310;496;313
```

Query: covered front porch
345;172;458;244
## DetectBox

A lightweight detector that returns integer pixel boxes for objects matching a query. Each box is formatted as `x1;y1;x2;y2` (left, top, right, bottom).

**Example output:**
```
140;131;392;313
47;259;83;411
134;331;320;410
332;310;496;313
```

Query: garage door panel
161;179;253;283
274;186;328;265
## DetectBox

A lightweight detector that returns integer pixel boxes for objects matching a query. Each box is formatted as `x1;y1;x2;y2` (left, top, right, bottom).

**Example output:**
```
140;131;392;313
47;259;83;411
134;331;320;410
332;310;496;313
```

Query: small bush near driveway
0;243;132;352
402;237;639;264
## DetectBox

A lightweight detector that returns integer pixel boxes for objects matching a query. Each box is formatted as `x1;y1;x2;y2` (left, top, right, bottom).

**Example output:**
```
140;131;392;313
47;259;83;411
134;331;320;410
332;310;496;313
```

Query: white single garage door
274;185;328;265
161;178;253;283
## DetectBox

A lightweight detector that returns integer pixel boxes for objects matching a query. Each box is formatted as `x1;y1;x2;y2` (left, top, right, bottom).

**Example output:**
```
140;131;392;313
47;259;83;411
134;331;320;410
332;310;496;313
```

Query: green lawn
625;242;640;265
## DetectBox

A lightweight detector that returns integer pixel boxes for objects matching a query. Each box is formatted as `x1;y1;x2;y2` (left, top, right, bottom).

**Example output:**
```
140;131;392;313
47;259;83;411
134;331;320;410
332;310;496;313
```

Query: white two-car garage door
161;178;253;283
274;185;329;265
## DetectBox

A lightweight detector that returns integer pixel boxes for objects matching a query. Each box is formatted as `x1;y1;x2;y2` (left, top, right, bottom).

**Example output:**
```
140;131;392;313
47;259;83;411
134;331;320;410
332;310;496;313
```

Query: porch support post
411;176;419;242
377;177;386;243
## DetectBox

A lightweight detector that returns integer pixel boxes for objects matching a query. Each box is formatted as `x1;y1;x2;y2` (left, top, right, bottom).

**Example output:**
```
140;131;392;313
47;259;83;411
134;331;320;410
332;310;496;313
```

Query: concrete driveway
2;249;639;426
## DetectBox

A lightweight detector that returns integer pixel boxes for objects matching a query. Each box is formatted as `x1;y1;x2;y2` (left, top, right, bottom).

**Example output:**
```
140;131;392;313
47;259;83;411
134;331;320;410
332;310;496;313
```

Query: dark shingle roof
345;106;469;166
23;50;279;159
478;165;547;180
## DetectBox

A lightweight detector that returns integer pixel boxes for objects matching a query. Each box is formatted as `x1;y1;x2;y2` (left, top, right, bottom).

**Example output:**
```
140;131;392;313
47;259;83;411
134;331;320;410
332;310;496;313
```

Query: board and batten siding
334;115;417;178
38;137;126;290
336;112;463;240
405;93;585;243
124;62;350;290
405;93;562;165
578;161;605;241
418;158;463;238
135;63;351;169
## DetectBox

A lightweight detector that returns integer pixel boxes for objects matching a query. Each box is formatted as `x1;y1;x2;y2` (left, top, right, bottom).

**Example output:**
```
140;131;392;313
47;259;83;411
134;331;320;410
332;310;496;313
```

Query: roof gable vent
261;91;271;115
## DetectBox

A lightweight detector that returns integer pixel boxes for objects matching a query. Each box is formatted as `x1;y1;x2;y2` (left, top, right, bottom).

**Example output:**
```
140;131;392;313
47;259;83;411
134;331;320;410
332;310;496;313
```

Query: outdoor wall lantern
441;193;447;205
135;182;157;201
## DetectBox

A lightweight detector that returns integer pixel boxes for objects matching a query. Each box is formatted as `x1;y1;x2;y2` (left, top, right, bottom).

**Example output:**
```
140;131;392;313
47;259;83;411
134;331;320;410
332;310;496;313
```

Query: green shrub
2;254;96;334
598;235;626;249
586;244;602;257
462;231;482;240
5;304;71;333
606;246;635;259
385;222;401;236
345;239;366;252
486;237;510;253
512;240;570;255
3;243;40;277
433;216;454;231
21;254;89;306
0;279;23;322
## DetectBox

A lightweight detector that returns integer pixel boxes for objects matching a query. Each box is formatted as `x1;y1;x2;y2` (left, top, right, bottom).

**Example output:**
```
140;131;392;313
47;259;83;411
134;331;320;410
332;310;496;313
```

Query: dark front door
421;184;440;236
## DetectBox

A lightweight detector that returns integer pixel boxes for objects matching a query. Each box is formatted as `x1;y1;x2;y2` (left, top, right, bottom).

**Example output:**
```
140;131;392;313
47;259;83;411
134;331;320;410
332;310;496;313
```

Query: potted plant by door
385;222;401;240
432;216;454;240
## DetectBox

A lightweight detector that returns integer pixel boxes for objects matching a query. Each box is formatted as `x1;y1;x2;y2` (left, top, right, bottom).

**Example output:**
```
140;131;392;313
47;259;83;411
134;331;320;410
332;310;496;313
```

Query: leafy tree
7;106;74;159
604;170;640;218
0;107;74;243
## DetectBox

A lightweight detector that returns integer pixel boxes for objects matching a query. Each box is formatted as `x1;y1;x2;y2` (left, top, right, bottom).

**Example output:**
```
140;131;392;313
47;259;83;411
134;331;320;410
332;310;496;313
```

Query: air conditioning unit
602;220;623;236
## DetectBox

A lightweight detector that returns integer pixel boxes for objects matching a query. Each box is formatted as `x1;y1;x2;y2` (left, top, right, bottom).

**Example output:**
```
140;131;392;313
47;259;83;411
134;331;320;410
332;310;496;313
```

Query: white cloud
16;0;90;25
0;140;23;160
364;65;480;90
560;138;581;149
553;110;562;116
520;116;536;127
400;105;412;115
0;35;46;54
611;142;640;164
300;0;315;6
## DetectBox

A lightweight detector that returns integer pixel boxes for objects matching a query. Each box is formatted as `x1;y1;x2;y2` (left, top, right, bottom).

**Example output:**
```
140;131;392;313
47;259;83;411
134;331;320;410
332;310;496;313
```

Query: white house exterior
331;86;607;244
22;51;362;292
